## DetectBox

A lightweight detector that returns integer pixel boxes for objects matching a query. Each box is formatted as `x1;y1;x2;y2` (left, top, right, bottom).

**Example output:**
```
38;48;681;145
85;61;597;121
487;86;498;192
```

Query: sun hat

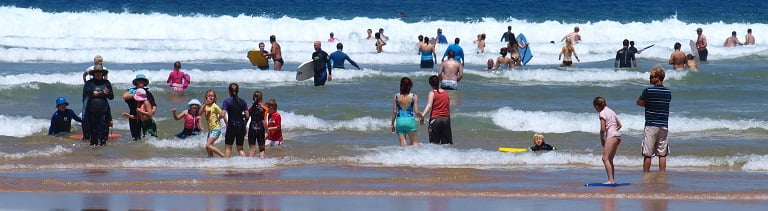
187;99;202;107
134;88;148;101
89;64;108;75
55;97;69;107
133;74;150;86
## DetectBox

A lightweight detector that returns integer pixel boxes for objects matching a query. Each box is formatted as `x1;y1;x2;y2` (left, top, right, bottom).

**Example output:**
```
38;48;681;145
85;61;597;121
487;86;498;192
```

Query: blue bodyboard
517;33;533;65
585;183;631;187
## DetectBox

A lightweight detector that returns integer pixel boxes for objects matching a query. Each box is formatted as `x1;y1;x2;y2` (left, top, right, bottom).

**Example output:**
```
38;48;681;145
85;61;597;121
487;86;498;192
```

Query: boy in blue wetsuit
329;43;361;70
49;97;83;136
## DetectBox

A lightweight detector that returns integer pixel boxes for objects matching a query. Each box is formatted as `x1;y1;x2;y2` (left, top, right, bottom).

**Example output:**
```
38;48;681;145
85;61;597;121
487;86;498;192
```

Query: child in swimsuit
594;96;623;184
172;99;203;139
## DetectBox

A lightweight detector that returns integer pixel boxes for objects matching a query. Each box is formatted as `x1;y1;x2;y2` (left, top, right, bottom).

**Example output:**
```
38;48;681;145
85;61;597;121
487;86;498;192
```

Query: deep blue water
3;0;767;23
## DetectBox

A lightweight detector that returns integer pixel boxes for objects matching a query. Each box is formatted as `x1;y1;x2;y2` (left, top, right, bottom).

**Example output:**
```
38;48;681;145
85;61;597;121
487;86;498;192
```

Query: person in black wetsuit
312;41;332;86
222;83;248;157
530;133;555;151
82;64;113;146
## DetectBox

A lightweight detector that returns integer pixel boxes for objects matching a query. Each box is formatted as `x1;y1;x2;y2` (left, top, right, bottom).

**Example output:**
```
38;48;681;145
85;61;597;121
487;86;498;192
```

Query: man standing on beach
442;38;464;66
668;42;687;70
615;39;636;68
637;66;671;172
266;35;283;70
696;28;708;61
438;50;463;90
312;41;332;86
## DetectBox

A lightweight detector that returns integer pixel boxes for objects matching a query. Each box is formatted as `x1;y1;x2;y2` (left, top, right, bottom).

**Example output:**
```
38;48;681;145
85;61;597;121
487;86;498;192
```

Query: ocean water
1;0;768;209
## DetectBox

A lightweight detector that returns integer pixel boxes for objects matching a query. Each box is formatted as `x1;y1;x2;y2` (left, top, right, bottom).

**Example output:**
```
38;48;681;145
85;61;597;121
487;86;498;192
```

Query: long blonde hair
565;38;574;52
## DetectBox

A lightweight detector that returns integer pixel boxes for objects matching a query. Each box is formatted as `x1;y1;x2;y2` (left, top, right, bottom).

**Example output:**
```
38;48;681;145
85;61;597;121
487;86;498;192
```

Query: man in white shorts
637;66;672;172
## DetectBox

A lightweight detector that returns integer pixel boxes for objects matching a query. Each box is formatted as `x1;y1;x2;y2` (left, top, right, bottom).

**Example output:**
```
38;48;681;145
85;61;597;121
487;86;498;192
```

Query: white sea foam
0;115;49;137
0;145;72;159
2;7;767;65
483;107;768;134
280;111;389;132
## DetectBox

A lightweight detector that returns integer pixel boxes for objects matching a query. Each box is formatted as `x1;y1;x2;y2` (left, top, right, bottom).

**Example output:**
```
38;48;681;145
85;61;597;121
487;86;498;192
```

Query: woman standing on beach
391;77;422;147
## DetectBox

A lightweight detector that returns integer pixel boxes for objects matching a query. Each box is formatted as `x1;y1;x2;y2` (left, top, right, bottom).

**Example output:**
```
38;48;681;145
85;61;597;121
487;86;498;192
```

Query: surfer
48;97;82;136
421;75;452;145
419;37;436;68
561;26;581;43
530;133;554;151
500;26;513;42
436;28;448;44
438;50;463;90
266;35;283;70
695;28;708;61
637;66;671;172
723;31;743;47
245;91;268;158
329;43;361;70
668;42;687;70
745;28;755;45
312;41;332;86
593;97;623;184
122;74;156;141
82;64;113;146
222;83;248;157
390;77;422;147
559;38;580;67
257;42;270;70
494;47;512;69
614;39;636;68
167;61;189;92
441;38;464;65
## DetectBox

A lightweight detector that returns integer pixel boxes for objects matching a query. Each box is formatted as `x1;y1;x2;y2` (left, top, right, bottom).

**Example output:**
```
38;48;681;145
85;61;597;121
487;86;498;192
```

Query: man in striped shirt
637;66;672;172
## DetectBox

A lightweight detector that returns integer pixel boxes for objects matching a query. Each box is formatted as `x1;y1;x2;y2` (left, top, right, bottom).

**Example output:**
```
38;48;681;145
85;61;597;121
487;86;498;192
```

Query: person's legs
659;156;667;172
397;134;408;146
643;156;653;172
602;137;620;183
407;131;419;147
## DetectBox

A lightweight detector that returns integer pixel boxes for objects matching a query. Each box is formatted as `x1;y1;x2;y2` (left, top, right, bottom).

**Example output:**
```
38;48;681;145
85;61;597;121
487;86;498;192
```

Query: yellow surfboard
247;50;268;67
498;147;528;153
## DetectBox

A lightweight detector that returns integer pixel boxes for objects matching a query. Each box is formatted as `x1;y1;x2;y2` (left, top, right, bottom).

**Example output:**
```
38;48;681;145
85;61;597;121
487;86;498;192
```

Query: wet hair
399;77;413;95
454;38;460;44
418;35;424;42
447;50;455;58
270;35;276;43
593;96;607;109
480;33;486;40
748;28;752;33
266;98;278;110
258;42;265;47
499;47;508;56
674;42;681;50
651;66;666;81
686;54;695;60
732;31;737;36
622;39;629;46
330;32;334;38
630;41;635;46
375;32;381;39
204;89;217;104
574;26;580;32
337;42;343;50
379;28;384;33
533;133;545;143
428;75;440;89
174;61;181;69
424;37;430;44
228;83;239;97
507;26;512;31
252;90;263;103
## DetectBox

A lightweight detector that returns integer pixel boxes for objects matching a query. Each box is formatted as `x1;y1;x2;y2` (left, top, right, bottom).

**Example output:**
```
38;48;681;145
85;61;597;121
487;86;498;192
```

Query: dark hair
500;47;508;56
428;75;440;89
379;28;384;33
507;26;511;31
418;35;424;42
252;90;263;103
593;96;606;109
454;38;460;44
228;83;239;97
174;61;181;69
270;35;276;43
399;77;412;95
375;32;381;39
424;37;430;44
748;28;752;33
629;41;635;46
447;50;455;58
330;32;334;37
732;31;737;36
674;42;681;50
622;39;629;46
336;43;343;50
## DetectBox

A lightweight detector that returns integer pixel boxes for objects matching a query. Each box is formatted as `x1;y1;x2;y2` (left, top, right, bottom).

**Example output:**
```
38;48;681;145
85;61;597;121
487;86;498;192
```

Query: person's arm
196;116;205;132
559;48;564;60
391;95;397;134
668;54;674;65
574;51;580;62
122;89;135;100
432;49;437;64
413;94;422;122
105;82;114;100
421;91;435;125
48;112;57;135
614;52;620;68
437;64;445;80
616;116;622;131
347;55;360;69
244;105;252;124
171;108;184;120
457;64;464;82
599;117;607;146
69;109;82;123
261;107;269;133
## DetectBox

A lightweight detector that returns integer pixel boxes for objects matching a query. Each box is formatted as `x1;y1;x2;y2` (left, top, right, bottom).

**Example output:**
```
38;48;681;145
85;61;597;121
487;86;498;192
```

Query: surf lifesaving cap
56;97;69;107
134;88;148;101
133;74;150;86
187;99;202;107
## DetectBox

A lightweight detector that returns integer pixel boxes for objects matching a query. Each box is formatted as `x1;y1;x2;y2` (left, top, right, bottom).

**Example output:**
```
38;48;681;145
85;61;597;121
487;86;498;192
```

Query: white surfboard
296;60;314;81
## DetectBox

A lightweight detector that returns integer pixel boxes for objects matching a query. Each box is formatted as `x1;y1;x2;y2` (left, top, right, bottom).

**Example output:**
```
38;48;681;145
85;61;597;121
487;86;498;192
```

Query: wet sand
1;165;767;210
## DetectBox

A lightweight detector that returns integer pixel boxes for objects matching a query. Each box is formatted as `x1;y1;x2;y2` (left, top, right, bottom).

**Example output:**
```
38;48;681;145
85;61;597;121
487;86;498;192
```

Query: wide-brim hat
187;99;202;107
133;88;148;101
89;64;108;75
133;74;150;86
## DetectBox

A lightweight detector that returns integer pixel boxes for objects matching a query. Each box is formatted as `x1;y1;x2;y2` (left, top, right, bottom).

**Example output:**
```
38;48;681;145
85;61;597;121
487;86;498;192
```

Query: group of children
49;79;284;158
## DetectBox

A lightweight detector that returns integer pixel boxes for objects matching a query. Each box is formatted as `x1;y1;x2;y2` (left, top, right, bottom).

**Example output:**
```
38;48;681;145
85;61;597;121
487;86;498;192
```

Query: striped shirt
639;85;671;128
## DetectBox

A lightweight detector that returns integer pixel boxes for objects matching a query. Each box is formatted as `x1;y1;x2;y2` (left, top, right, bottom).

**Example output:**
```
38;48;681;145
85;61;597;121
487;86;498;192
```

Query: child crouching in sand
594;96;622;184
